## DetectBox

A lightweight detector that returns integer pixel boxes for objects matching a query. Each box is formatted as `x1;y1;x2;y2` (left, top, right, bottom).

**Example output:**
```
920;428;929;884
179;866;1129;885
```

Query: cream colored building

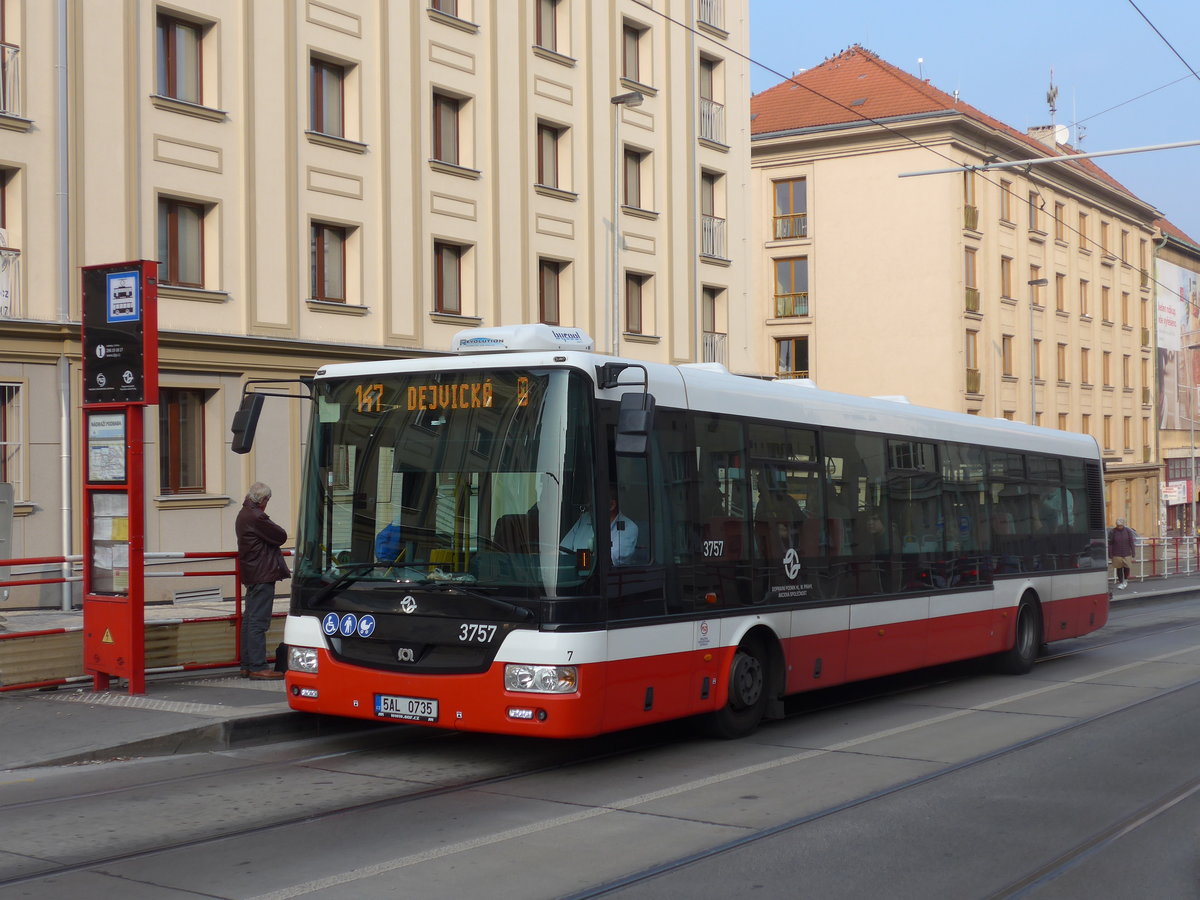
750;46;1161;534
0;0;750;608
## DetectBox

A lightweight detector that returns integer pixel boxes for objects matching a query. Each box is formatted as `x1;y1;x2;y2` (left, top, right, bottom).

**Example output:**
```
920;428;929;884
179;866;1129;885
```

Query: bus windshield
293;367;597;600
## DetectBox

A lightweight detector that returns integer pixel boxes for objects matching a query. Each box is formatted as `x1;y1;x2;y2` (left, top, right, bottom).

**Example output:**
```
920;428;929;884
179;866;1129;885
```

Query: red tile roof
1155;217;1200;250
751;45;1147;206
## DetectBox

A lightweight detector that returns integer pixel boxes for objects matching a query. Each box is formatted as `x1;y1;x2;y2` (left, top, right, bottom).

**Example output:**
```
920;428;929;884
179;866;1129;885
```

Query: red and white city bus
236;324;1108;739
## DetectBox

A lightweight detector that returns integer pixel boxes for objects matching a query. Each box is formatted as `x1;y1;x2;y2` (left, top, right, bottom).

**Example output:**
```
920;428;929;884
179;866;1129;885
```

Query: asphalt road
2;593;1199;899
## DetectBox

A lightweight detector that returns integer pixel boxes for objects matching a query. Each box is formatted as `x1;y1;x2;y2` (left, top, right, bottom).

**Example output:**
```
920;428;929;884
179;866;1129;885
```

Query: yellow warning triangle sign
101;628;115;644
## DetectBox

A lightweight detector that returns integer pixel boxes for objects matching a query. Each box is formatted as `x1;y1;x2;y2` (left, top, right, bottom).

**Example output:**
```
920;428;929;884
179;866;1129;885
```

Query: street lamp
1028;278;1048;424
611;91;643;357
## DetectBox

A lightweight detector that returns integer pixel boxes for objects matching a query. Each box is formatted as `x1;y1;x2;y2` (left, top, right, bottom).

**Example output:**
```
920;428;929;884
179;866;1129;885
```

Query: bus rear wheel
704;638;769;739
995;597;1042;675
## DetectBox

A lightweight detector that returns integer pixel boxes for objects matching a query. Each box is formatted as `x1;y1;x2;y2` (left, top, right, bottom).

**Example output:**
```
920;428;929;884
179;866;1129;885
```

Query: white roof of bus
315;350;1100;462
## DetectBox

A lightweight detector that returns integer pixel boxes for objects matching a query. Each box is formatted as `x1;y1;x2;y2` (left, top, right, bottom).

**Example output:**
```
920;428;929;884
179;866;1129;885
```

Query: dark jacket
236;498;291;585
1108;526;1136;558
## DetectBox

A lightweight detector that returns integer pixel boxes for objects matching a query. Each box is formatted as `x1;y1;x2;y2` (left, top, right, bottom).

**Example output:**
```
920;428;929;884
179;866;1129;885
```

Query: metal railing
776;370;810;380
702;331;727;365
965;287;980;312
963;204;979;230
0;43;19;117
0;247;21;317
1129;537;1200;580
699;96;725;144
965;368;981;393
698;0;724;29
701;214;726;258
775;291;809;317
773;213;808;240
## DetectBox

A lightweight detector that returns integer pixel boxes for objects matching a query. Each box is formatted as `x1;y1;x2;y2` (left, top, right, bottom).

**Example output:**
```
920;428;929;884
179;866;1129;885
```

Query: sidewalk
2;573;1200;771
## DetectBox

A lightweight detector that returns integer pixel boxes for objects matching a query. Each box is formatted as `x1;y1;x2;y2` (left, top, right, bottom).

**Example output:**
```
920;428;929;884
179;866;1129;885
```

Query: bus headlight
289;646;319;673
504;664;578;694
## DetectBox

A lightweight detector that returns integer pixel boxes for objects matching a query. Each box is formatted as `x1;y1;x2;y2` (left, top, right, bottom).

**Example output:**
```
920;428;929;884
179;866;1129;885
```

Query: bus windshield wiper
312;562;392;605
409;581;534;620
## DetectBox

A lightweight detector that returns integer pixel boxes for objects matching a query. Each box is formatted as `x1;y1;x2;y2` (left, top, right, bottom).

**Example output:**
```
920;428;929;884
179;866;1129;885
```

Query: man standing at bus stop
236;482;291;679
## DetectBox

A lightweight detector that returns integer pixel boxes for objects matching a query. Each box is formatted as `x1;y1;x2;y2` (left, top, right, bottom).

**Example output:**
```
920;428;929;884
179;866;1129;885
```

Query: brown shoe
239;668;250;678
248;670;284;680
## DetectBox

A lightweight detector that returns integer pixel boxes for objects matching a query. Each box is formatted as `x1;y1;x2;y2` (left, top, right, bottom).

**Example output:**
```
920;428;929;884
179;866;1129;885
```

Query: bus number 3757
459;624;497;643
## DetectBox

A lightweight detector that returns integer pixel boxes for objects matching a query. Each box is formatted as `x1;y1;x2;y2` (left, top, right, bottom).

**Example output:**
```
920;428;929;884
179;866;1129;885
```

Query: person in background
235;482;291;679
1108;517;1136;590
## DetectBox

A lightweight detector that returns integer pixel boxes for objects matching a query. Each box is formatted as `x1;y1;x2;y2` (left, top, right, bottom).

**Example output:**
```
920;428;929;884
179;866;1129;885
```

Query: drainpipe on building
57;0;73;610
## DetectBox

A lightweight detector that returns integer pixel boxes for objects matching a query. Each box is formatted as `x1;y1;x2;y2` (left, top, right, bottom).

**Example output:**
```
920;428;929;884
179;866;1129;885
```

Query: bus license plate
374;694;439;723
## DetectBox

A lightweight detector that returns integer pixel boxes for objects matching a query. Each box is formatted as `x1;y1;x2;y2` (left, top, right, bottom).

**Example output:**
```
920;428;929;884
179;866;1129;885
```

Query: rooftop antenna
1046;66;1059;125
917;57;924;79
1073;90;1085;147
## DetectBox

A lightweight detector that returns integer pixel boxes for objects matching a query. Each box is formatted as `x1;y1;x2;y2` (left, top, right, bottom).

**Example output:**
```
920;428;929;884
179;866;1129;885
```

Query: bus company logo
460;337;504;346
783;548;801;580
551;329;584;343
400;595;418;614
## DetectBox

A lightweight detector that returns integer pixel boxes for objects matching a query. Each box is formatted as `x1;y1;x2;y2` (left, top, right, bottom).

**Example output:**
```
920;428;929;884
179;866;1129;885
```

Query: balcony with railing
701;214;726;259
0;247;22;317
0;43;21;118
698;0;724;30
699;97;725;144
965;368;981;393
773;213;807;240
775;292;809;317
965;287;980;312
702;331;727;365
776;369;810;380
963;204;979;231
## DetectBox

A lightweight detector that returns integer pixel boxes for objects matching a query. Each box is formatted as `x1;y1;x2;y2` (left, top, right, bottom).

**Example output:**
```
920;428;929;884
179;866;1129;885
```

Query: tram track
1;606;1196;896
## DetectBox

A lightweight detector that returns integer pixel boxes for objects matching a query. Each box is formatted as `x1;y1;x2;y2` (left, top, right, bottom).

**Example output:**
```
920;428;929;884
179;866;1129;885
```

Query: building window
539;258;562;324
1029;265;1043;305
159;388;206;494
1123;416;1133;450
776;337;809;379
1103;415;1113;450
536;121;563;188
1054;202;1065;241
622;147;645;209
434;241;464;314
156;13;203;104
0;383;19;495
1001;334;1014;376
1123;354;1132;388
1122;291;1131;326
535;0;560;52
702;286;726;364
1079;279;1089;317
699;56;724;143
1121;229;1130;260
1103;350;1112;387
621;21;647;83
311;222;346;302
625;272;647;335
1080;347;1090;385
1057;343;1067;382
430;0;459;14
999;180;1013;222
1058;412;1068;431
1033;339;1042;379
157;197;205;288
773;177;807;239
1102;285;1111;322
964;248;977;289
310;57;345;137
774;257;808;317
1078;211;1088;246
432;92;461;165
1027;191;1041;231
965;331;978;370
1000;256;1013;298
1100;221;1110;254
1055;273;1066;312
700;170;725;258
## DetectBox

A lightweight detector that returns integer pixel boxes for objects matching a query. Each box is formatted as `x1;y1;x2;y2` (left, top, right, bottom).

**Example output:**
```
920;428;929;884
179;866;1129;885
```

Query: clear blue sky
748;0;1200;241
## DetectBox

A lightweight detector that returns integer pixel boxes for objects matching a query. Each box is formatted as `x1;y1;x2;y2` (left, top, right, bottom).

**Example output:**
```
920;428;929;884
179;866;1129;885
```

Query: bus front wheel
704;638;769;739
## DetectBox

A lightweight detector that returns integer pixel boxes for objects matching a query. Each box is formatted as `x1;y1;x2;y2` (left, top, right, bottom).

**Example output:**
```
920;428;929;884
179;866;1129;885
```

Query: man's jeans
241;582;275;671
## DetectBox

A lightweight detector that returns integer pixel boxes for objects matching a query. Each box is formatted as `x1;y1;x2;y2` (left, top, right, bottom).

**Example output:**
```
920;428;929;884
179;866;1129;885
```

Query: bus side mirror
615;392;655;456
230;392;265;454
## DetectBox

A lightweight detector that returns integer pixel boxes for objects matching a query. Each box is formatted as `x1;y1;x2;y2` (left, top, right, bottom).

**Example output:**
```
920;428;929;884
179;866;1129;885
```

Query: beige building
0;0;750;608
750;46;1162;534
1153;220;1200;535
